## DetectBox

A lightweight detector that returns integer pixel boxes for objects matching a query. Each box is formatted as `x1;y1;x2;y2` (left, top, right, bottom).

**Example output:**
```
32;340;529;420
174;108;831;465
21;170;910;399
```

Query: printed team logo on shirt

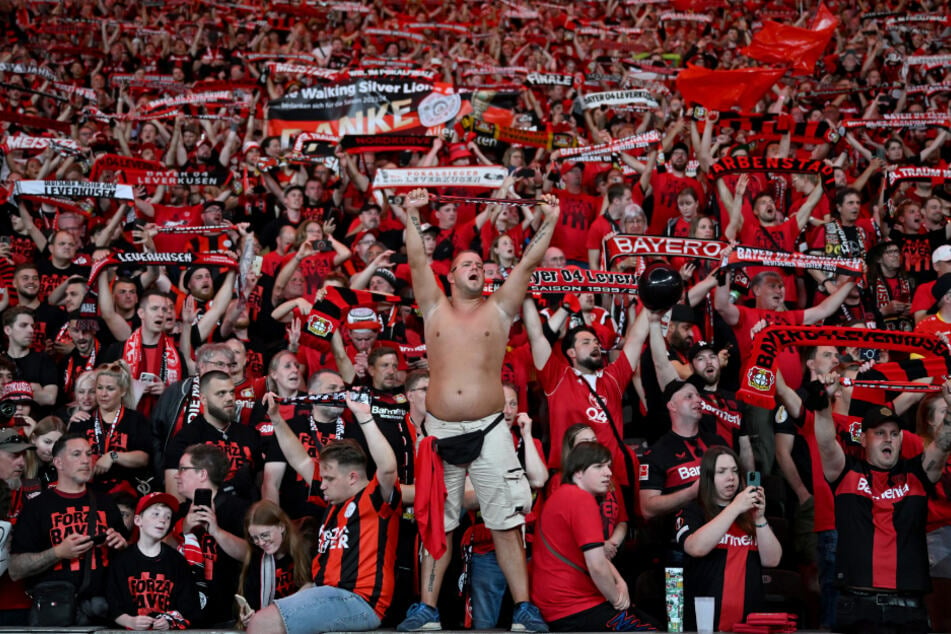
585;393;608;425
344;502;357;518
849;421;863;443
638;464;649;481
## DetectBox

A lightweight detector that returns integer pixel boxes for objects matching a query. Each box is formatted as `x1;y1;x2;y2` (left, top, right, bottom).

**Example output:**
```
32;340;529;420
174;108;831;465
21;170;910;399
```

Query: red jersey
311;475;401;619
539;352;636;485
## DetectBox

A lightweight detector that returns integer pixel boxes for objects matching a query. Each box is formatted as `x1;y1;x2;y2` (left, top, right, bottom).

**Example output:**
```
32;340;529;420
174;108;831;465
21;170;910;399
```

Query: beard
577;354;605;372
207;403;235;424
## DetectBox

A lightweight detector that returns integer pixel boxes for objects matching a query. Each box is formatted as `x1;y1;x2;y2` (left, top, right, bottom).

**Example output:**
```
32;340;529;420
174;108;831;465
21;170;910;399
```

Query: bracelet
755;520;768;528
357;418;374;426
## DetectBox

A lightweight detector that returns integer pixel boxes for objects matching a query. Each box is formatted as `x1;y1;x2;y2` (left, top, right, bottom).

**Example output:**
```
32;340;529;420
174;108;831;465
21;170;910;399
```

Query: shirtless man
397;188;558;633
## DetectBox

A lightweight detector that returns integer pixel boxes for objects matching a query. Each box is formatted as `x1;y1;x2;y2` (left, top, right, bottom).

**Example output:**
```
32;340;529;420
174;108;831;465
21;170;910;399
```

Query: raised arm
403;188;445;316
923;381;951;483
647;312;678;390
793;180;825;232
803;278;856;324
493;194;560;318
520;297;553;371
813;374;846;483
347;395;398;500
264;392;315;485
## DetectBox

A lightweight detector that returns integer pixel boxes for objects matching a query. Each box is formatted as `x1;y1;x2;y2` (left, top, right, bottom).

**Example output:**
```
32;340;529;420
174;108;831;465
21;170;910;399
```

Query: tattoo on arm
10;548;59;579
410;215;423;236
524;224;550;255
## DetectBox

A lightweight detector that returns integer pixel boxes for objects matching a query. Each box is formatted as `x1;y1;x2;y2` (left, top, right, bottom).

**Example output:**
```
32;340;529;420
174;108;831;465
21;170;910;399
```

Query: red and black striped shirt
311;476;401;618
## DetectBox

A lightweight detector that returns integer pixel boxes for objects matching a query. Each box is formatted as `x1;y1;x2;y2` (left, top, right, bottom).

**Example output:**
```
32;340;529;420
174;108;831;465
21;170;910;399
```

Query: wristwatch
109;450;119;463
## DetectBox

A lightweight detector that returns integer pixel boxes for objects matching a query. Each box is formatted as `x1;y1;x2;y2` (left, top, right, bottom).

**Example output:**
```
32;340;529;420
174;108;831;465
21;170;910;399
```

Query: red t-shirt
738;217;802;304
539;352;636;484
531;483;608;622
553;190;600;261
649;171;704;236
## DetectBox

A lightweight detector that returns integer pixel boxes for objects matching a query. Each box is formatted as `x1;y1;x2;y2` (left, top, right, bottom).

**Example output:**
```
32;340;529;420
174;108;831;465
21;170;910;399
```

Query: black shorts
836;591;929;634
548;602;658;632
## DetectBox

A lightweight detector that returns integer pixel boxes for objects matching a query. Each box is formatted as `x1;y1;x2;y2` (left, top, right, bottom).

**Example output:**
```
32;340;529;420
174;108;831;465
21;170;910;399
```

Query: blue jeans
471;551;508;629
817;529;838;629
276;586;380;634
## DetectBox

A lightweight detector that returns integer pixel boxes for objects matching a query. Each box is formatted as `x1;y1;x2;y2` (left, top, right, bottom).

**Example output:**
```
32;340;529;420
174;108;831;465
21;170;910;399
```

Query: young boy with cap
106;492;200;630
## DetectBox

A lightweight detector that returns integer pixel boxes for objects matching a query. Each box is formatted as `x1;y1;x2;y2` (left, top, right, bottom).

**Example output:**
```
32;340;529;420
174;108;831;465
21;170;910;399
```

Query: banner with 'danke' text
266;72;459;142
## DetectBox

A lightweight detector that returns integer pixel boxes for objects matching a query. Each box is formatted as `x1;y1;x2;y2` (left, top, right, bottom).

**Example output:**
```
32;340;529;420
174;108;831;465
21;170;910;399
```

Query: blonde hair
95;360;136;409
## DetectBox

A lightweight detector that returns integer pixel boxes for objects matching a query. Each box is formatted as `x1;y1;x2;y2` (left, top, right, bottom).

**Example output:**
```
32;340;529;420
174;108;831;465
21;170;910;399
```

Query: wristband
357;418;374;426
755;521;768;528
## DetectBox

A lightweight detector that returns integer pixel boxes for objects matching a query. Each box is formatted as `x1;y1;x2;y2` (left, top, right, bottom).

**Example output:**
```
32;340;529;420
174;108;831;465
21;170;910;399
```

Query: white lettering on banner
611;235;726;259
720;533;756;547
318;526;350;553
678;465;701;480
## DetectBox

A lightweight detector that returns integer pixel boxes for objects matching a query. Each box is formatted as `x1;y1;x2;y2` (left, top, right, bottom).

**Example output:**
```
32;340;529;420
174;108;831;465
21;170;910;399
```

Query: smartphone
389;253;408;265
91;533;107;546
139;372;160;384
251;255;263;276
747;471;761;489
515;167;535;179
193;488;213;509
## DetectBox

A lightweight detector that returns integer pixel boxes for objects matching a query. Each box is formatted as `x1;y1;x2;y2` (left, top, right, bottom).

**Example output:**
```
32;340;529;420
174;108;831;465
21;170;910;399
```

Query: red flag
740;3;840;74
676;65;786;112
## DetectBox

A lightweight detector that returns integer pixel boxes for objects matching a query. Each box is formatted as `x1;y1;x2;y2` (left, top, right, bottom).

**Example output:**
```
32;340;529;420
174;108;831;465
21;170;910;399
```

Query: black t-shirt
242;551;299;610
34;257;88;303
164;415;262;502
350;388;412;483
175;492;248;626
890;228;949;285
11;487;127;595
264;412;356;519
106;542;201;626
72;408;154;495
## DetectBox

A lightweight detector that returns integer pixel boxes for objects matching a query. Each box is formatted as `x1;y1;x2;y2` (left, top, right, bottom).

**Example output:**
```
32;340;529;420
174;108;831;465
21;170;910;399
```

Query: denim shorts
276;585;380;634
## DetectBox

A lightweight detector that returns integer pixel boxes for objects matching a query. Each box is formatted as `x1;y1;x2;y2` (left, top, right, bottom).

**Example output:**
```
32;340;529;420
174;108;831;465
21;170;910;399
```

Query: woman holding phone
676;446;782;631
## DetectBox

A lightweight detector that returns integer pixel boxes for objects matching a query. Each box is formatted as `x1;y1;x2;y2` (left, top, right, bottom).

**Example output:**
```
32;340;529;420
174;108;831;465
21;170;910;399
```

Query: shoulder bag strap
539;527;589;576
581;378;638;525
78;491;97;597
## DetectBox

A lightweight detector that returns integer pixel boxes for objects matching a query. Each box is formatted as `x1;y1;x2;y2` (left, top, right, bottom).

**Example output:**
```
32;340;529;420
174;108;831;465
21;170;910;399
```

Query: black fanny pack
432;414;504;466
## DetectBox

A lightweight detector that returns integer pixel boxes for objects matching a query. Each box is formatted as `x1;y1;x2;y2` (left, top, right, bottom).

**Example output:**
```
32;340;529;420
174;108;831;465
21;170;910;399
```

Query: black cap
932;273;951;301
670;304;696;324
861;406;903;432
662;379;691;402
688;340;717;361
202;199;224;211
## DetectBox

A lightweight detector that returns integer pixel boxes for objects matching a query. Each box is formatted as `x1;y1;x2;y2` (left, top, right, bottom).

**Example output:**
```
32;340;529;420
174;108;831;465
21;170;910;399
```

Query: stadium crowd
0;0;950;630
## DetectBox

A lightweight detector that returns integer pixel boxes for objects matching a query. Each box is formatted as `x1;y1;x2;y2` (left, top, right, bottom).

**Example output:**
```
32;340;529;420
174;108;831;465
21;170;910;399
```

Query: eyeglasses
177;465;202;473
